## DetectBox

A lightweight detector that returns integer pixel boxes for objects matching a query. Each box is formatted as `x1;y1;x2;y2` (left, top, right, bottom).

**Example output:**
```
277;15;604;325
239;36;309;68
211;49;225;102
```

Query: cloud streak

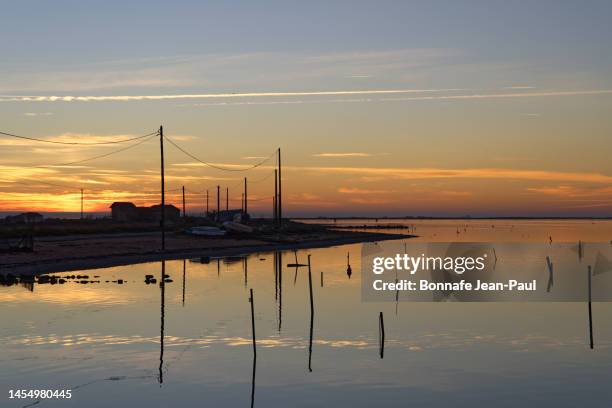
289;166;612;184
3;89;611;104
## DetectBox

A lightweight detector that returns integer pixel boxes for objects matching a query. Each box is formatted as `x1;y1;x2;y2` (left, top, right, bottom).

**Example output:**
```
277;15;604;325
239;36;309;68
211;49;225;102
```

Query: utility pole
80;188;84;220
160;126;165;251
274;169;278;224
226;187;229;211
182;186;186;218
277;148;282;224
216;185;220;217
244;177;248;216
241;193;244;213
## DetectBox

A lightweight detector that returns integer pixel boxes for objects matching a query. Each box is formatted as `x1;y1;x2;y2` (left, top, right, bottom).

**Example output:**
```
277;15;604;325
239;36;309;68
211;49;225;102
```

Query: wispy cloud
314;152;376;158
0;88;465;102
338;187;395;194
24;112;53;116
288;166;612;184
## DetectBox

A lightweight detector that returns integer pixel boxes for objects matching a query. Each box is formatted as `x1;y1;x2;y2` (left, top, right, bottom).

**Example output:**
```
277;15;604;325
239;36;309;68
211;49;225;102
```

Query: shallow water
2;220;612;407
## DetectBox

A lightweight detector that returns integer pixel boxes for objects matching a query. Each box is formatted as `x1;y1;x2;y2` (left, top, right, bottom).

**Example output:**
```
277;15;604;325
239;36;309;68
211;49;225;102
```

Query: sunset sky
1;1;611;217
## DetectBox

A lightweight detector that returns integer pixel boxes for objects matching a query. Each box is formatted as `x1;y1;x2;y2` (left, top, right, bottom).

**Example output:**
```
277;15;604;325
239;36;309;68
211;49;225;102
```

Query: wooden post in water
159;126;165;252
379;312;385;359
588;265;594;349
249;288;256;356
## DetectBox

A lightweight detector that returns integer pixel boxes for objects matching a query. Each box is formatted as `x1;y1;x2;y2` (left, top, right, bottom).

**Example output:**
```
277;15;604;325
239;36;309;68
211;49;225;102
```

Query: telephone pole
277;148;282;224
244;177;248;216
182;186;186;218
216;185;220;217
274;169;278;224
80;188;84;220
160;126;165;251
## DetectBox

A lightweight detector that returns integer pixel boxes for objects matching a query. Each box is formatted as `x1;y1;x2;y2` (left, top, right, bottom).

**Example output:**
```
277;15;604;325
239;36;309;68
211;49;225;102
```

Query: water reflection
2;220;612;407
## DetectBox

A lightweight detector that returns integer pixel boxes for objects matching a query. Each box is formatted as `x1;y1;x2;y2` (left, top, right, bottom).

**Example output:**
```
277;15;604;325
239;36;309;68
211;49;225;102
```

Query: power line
36;133;158;168
163;134;275;172
0;130;159;145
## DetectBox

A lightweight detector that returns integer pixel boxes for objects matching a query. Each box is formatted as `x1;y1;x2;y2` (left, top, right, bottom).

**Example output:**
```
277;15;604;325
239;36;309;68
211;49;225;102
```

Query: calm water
2;220;612;407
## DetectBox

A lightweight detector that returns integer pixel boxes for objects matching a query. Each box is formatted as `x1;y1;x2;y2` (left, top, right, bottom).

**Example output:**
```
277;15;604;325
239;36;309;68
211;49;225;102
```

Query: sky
1;0;611;217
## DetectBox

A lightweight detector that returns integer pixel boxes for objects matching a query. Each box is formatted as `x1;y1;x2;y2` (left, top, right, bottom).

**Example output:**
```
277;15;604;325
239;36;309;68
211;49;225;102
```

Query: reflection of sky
2;221;612;406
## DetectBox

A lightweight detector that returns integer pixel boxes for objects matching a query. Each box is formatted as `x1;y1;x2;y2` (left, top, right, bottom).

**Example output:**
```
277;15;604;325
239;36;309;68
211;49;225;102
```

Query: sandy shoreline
1;230;412;276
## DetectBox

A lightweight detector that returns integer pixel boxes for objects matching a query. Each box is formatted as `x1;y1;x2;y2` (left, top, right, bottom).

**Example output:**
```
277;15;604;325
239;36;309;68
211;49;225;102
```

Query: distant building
215;209;247;223
5;212;43;224
110;202;138;222
110;202;180;223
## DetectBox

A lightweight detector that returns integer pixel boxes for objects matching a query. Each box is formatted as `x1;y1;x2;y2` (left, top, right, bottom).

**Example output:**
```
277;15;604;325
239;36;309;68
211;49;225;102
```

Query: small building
149;204;181;223
110;202;138;222
5;212;43;224
110;202;180;223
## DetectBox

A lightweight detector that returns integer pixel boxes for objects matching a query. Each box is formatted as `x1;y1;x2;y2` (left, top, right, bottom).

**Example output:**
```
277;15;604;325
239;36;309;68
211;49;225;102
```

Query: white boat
186;226;226;236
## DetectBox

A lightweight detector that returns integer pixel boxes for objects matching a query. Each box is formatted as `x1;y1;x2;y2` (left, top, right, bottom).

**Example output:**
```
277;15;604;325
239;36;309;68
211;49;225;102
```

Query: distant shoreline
296;217;612;220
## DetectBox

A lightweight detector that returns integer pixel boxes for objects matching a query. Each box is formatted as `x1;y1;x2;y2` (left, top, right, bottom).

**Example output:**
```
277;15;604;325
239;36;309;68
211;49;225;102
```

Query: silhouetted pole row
159;125;165;252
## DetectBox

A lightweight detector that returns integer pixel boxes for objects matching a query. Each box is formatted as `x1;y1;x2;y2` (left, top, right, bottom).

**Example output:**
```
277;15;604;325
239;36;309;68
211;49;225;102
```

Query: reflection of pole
250;349;256;408
159;260;166;385
182;259;186;307
249;288;257;408
307;254;314;372
588;265;594;349
320;271;323;287
278;252;282;332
